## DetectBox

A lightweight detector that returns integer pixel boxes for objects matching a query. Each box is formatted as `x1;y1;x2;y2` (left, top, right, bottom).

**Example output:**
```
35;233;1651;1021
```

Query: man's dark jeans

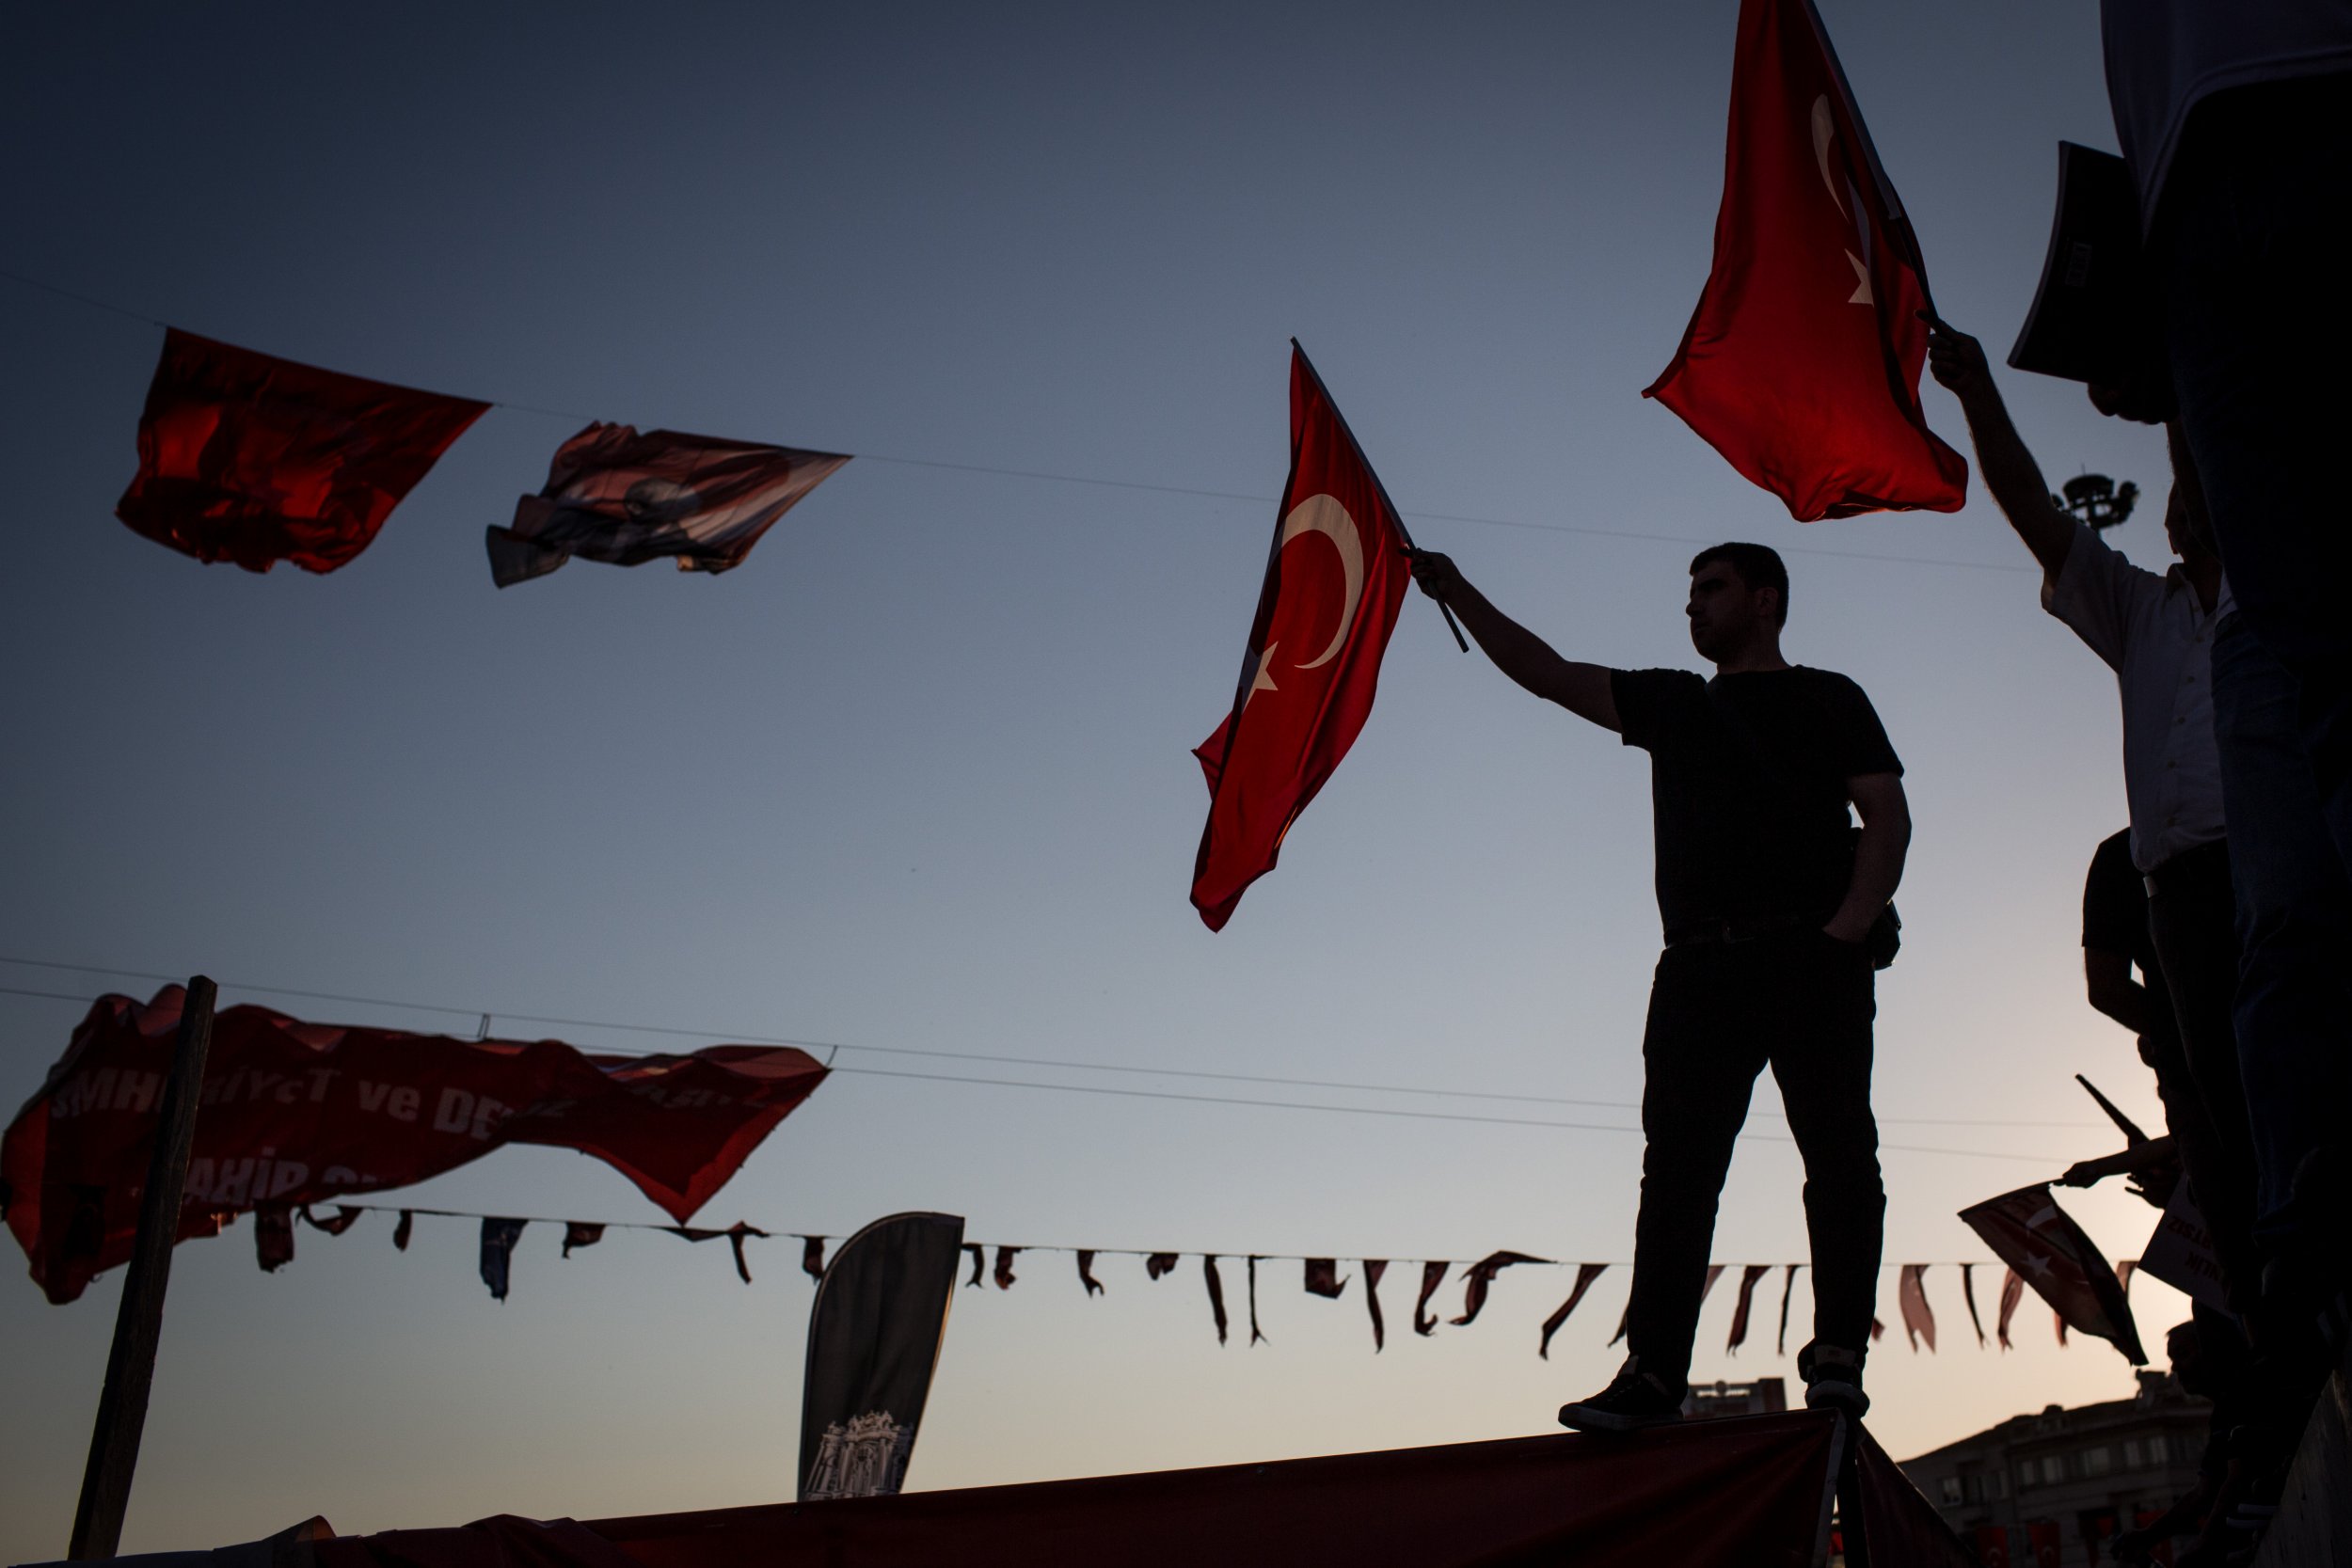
1624;931;1882;1389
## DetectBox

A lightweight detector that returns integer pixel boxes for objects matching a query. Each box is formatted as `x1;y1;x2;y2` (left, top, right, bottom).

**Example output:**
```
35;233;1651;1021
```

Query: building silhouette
1899;1372;2209;1565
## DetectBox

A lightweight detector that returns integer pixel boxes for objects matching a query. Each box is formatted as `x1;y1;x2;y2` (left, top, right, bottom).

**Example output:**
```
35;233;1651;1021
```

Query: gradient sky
1;3;2199;1558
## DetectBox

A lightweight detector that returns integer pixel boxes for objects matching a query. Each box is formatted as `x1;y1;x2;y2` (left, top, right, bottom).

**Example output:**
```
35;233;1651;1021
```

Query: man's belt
1662;912;1815;948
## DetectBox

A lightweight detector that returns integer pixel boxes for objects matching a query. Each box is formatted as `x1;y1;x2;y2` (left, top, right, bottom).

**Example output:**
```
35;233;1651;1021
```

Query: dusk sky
1;4;2196;1557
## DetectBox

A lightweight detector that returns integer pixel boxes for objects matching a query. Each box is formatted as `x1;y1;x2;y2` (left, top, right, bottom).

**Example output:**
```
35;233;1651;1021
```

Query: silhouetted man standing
1410;543;1908;1428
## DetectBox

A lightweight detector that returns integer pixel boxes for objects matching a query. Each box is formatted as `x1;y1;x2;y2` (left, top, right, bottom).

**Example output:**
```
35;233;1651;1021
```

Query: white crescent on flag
1279;493;1365;671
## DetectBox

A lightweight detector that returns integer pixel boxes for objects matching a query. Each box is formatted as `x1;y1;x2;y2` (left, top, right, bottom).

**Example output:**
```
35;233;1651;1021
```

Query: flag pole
70;975;216;1560
1288;341;1469;653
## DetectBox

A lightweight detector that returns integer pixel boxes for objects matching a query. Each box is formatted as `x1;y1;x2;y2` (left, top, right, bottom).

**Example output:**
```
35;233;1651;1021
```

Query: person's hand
1923;315;1990;400
1820;914;1872;946
2087;365;2177;425
2126;1152;2182;1210
1406;548;1464;603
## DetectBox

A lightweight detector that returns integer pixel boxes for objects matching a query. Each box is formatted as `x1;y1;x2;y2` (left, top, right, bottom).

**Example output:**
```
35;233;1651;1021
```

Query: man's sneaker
1798;1341;1869;1418
1558;1356;1687;1433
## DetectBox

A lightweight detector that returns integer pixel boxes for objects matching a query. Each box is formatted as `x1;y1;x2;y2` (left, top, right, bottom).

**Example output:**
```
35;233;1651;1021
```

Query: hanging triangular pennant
1451;1250;1549;1326
1362;1259;1389;1352
1996;1267;2024;1350
1303;1259;1346;1299
562;1222;605;1259
1899;1264;1936;1352
1776;1263;1801;1356
1076;1250;1104;1296
300;1204;364;1237
479;1217;527;1301
1960;1262;1986;1348
1539;1264;1609;1360
728;1222;766;1284
1202;1255;1230;1345
1413;1262;1450;1337
255;1207;295;1273
1726;1263;1772;1353
1248;1257;1268;1346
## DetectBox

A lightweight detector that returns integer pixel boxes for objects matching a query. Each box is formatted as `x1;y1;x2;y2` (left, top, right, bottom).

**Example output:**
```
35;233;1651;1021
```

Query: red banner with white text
1;987;827;1303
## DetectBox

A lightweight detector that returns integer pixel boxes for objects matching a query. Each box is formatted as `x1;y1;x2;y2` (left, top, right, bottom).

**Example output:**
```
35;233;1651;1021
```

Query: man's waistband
1662;912;1815;948
2144;835;2230;899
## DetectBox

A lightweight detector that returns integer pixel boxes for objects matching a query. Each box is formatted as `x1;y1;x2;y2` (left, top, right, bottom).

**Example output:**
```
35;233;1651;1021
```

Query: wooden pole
69;974;216;1560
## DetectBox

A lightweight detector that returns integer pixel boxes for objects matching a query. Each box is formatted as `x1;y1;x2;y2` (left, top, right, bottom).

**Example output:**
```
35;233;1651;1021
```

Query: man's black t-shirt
2083;828;2162;986
1612;665;1901;932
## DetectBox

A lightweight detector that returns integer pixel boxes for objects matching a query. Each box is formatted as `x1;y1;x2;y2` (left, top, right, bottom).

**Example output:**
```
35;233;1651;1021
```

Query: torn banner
488;423;850;587
2;986;829;1304
116;329;487;574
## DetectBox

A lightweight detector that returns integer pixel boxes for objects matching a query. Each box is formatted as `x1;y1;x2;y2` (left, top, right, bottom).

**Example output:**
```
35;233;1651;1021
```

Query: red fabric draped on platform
1;988;828;1304
303;1412;1955;1568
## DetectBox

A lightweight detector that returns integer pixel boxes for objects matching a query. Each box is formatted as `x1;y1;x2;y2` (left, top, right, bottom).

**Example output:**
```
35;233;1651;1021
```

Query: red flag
116;329;487;573
1961;1185;2146;1364
1191;343;1412;931
2;987;827;1304
1645;0;1966;521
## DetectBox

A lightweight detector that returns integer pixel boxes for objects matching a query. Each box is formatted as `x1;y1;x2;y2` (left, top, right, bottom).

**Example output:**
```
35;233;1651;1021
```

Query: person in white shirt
1924;323;2258;1315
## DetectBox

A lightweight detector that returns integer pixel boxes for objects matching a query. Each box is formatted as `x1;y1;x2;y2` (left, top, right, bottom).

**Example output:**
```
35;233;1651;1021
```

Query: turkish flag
117;330;487;573
1190;345;1411;931
1960;1184;2147;1364
1645;0;1965;521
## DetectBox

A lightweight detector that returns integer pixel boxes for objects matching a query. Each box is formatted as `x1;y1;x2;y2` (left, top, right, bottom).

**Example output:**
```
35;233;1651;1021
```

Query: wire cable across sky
0;961;2095;1165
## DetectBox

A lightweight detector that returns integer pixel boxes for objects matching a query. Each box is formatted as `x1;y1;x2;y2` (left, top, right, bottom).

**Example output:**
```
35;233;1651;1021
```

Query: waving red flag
1646;0;1965;521
1191;344;1412;931
117;330;487;573
1960;1185;2146;1364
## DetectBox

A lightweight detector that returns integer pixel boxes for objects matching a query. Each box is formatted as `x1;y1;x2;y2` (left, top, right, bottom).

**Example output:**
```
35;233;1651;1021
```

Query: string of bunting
262;1200;2115;1361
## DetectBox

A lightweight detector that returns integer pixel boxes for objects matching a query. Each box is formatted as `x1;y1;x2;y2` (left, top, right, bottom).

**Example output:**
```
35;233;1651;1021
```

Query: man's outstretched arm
1925;319;2074;581
1407;550;1618;731
1826;771;1910;943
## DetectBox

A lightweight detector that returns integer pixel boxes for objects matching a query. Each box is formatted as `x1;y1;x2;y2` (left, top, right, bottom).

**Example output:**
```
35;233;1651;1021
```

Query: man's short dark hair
1690;542;1789;626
